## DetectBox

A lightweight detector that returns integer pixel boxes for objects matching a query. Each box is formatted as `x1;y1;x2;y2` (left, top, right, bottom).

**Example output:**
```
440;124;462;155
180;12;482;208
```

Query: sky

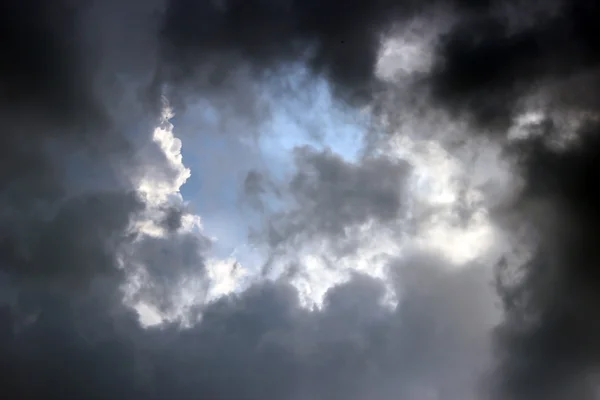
1;0;600;399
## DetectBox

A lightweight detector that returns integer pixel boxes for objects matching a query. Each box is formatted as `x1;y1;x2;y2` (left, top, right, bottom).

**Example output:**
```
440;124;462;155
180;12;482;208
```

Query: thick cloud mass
425;1;600;399
160;0;409;102
250;147;410;257
429;0;600;128
2;0;600;399
0;255;495;400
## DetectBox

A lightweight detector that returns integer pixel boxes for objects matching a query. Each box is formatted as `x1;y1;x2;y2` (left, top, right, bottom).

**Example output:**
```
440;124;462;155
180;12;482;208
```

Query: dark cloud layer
2;0;600;399
0;255;494;400
1;0;98;119
2;191;142;287
490;120;600;400
429;0;600;128
423;0;600;398
159;0;518;103
160;0;402;102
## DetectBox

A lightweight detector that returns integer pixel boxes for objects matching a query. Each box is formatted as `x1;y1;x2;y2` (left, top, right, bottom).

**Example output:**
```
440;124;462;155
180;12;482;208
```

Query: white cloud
121;100;250;327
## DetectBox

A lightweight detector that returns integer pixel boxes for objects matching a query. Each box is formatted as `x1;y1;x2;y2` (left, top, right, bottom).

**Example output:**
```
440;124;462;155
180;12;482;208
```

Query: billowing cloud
428;0;600;129
2;0;599;399
420;1;600;399
253;147;410;251
1;252;496;400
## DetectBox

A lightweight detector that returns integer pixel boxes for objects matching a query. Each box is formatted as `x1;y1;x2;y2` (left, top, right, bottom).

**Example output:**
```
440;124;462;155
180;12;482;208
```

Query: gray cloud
1;191;142;288
124;227;212;320
4;0;599;399
428;0;600;129
390;8;600;400
249;147;410;257
1;252;496;400
421;0;600;398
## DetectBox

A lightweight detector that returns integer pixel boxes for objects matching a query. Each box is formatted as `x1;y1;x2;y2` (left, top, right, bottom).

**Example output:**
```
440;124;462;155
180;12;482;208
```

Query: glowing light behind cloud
127;36;514;326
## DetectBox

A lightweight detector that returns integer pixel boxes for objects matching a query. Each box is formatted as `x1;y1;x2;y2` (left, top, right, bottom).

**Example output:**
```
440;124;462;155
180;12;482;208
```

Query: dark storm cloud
0;253;495;400
0;0;99;121
424;0;600;398
0;0;156;285
1;191;143;287
489;121;600;400
5;0;597;399
159;0;512;103
159;0;400;102
428;0;600;129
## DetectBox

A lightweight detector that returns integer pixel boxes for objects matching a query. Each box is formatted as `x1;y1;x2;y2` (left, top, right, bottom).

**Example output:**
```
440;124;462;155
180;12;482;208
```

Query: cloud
159;0;400;103
3;0;600;399
250;147;410;254
420;0;600;398
428;0;600;128
1;191;142;287
488;120;600;400
0;0;210;324
1;252;496;400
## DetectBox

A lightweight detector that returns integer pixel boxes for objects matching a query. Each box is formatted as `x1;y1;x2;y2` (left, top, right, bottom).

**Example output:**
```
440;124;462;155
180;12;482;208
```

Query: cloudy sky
1;0;600;399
